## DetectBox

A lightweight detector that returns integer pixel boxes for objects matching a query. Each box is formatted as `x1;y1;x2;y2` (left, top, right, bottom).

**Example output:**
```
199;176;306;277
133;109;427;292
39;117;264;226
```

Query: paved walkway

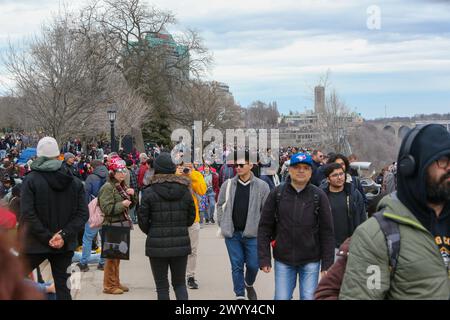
73;224;300;300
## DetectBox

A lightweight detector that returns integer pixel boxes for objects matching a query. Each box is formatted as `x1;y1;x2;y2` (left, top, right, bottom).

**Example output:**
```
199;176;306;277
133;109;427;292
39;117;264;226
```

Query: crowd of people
0;124;449;300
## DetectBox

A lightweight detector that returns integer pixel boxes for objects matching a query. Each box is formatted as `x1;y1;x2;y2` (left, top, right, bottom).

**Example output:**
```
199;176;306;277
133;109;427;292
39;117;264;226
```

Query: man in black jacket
258;152;335;300
322;163;367;256
20;137;88;300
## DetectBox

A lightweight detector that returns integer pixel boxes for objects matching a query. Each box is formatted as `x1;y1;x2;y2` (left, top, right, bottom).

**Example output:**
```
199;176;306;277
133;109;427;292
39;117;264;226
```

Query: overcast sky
1;0;449;119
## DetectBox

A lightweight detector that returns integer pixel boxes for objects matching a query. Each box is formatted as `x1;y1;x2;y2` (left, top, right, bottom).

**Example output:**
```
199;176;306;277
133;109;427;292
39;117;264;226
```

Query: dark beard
426;171;450;204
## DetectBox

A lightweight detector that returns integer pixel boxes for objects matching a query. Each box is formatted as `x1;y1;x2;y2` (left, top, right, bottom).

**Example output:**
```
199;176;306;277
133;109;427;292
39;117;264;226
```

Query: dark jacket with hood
138;174;196;258
321;181;367;247
340;125;450;299
84;165;108;203
19;157;89;254
258;177;335;271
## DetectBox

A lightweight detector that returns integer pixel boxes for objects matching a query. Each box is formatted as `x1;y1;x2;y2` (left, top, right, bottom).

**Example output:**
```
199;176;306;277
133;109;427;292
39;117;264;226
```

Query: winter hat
108;157;127;172
64;152;75;162
154;152;176;174
37;137;60;158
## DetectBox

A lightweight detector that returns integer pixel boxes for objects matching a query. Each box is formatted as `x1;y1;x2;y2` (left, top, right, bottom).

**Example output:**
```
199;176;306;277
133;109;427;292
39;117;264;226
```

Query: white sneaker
236;296;246;300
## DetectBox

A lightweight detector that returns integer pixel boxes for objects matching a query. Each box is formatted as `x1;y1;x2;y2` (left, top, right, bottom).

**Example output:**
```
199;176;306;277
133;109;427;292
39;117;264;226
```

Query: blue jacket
84;165;108;203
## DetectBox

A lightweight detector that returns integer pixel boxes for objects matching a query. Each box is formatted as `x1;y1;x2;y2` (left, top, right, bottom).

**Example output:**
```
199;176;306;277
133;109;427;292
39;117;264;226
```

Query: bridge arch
398;125;411;139
383;125;395;136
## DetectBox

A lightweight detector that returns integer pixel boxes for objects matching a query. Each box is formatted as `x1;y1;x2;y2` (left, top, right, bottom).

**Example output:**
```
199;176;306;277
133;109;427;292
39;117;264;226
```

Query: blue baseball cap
289;153;313;167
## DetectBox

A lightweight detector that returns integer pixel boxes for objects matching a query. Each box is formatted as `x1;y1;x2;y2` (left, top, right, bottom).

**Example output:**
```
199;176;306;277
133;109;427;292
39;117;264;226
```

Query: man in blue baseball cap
258;152;335;300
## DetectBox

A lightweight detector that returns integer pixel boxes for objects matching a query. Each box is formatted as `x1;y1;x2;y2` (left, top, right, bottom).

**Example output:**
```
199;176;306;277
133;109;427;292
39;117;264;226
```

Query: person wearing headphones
340;124;450;300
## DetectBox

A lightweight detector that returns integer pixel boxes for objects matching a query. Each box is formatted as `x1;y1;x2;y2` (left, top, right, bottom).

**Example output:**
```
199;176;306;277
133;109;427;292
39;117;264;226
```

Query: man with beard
339;124;450;299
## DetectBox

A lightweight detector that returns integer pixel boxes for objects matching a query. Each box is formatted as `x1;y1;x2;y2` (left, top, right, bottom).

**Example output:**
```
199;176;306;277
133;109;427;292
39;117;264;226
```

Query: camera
183;167;190;174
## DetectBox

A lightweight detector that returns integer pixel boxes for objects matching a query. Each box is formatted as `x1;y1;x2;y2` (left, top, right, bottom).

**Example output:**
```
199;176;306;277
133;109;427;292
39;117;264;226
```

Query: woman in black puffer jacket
138;153;195;300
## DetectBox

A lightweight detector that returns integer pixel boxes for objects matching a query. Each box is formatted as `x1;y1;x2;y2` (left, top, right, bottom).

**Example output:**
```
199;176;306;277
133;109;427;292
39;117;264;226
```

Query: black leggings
149;256;188;300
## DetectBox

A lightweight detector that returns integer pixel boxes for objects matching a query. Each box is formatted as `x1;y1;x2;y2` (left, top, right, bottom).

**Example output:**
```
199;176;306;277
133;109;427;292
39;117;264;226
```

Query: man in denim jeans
77;160;108;271
258;153;335;300
217;151;270;300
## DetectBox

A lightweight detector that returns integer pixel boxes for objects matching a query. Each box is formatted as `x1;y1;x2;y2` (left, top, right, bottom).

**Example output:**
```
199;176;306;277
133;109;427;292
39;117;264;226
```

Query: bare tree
317;89;354;154
245;101;279;129
80;0;213;145
349;123;401;172
171;80;242;131
3;11;113;145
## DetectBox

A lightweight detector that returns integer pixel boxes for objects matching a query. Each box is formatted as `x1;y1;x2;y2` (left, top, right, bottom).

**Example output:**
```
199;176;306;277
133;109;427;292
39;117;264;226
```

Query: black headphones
397;124;432;177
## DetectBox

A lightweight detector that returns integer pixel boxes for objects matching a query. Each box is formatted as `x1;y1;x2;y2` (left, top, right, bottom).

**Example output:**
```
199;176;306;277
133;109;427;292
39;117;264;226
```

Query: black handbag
100;221;131;260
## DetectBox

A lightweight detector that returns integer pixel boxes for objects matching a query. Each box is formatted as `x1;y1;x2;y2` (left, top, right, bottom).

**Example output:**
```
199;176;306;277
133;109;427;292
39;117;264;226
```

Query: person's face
335;158;346;172
289;164;312;185
67;157;75;166
426;155;450;204
114;169;127;182
313;152;323;163
204;166;210;174
235;159;253;177
327;168;346;188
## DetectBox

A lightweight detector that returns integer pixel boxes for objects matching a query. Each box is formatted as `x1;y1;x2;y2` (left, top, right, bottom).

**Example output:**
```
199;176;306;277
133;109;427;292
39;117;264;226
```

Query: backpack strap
274;183;286;223
373;211;401;277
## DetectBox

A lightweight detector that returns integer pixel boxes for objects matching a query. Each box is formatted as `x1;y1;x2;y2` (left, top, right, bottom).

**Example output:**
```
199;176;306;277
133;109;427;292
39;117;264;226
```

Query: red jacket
314;238;351;300
137;163;149;188
0;207;17;230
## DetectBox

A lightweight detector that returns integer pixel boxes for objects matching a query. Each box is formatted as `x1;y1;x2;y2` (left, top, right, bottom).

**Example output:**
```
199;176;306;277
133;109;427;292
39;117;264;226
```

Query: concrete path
73;223;299;300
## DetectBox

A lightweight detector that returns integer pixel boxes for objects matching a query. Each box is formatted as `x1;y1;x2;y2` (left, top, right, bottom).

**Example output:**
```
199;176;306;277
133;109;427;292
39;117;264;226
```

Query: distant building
128;29;190;81
314;86;325;114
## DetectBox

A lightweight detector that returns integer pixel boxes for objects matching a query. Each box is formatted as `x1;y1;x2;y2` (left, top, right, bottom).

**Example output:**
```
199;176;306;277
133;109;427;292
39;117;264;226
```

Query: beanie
37;137;60;158
154;152;176;174
64;152;75;162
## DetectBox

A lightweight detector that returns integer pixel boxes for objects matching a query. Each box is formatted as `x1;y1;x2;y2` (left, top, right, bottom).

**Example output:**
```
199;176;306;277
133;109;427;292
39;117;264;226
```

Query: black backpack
272;183;320;242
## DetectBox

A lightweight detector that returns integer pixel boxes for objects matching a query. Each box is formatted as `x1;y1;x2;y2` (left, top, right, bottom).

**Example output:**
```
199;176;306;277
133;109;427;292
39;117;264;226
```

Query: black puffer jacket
138;174;196;258
20;162;88;254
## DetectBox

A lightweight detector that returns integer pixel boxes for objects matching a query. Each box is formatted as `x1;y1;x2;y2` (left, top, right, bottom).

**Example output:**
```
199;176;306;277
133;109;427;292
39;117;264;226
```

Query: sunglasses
115;168;127;173
234;163;247;168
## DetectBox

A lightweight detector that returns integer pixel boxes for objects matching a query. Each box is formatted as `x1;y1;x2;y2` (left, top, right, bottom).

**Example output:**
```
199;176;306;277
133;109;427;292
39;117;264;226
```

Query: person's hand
49;233;64;249
126;188;135;196
261;266;272;273
122;200;132;207
320;271;328;278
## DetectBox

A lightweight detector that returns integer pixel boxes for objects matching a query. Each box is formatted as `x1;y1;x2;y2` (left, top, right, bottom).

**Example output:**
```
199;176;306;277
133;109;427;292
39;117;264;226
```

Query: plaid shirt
129;169;139;192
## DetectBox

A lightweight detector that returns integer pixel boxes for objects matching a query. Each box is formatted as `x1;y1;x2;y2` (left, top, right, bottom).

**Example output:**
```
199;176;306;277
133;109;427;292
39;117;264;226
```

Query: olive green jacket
98;180;137;225
339;193;450;300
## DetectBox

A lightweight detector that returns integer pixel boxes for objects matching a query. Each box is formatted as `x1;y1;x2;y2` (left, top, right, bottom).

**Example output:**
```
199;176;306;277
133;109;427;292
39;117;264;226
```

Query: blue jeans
80;222;105;266
224;232;259;297
206;192;216;221
274;260;320;300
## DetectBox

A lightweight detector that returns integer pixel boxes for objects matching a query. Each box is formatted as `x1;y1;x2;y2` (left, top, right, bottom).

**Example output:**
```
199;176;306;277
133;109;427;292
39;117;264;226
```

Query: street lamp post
107;108;117;153
191;123;195;163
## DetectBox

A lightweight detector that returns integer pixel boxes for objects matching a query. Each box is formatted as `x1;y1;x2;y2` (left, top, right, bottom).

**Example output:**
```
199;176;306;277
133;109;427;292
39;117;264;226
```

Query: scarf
115;182;133;229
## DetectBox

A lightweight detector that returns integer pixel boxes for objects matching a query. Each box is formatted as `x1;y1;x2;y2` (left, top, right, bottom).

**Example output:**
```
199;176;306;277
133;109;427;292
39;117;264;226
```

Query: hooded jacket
397;124;450;232
84;165;108;203
321;181;367;247
19;157;88;254
339;194;450;299
138;174;196;257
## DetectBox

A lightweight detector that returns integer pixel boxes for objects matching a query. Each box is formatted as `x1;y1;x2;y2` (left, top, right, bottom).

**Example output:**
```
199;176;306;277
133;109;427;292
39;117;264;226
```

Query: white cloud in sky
0;0;450;118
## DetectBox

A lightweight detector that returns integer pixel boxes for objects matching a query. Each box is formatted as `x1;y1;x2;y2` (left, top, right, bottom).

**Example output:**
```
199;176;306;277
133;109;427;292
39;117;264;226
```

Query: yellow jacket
188;170;207;223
